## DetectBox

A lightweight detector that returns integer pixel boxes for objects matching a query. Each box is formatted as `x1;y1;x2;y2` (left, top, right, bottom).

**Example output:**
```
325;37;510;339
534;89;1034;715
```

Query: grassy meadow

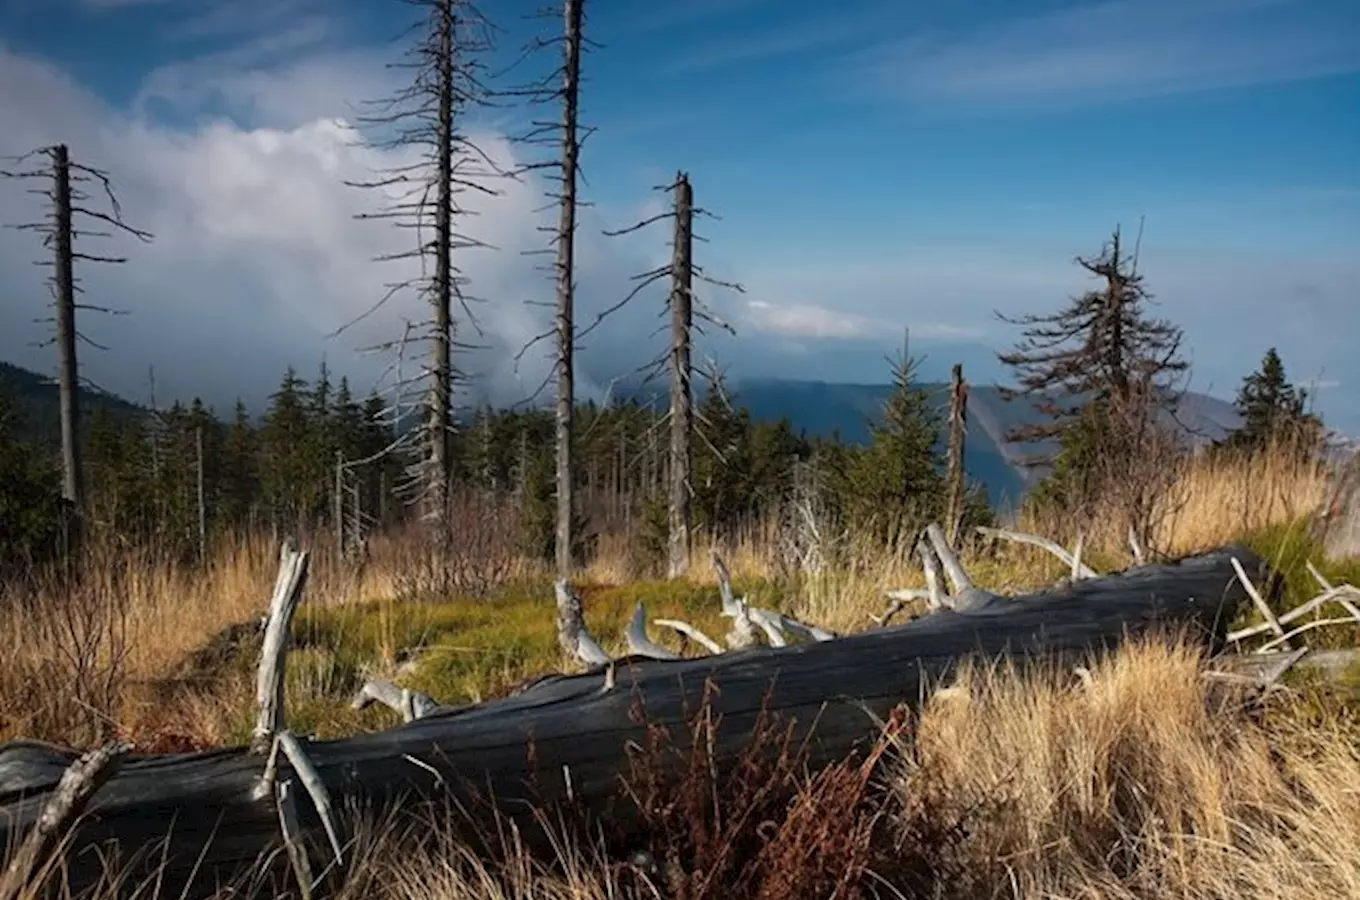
2;440;1358;899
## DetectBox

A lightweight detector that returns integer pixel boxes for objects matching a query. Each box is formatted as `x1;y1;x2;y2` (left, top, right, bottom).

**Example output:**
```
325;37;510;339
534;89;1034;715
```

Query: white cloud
0;45;673;414
744;300;870;339
863;0;1360;109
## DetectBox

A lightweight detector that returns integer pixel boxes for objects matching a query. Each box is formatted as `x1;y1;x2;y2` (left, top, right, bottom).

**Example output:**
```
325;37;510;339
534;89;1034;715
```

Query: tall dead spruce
507;0;591;578
340;0;501;554
997;224;1187;546
1;145;150;548
601;173;742;578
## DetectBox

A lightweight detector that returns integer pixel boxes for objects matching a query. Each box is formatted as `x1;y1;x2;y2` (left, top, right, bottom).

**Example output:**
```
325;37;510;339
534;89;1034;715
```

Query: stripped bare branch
915;540;946;611
277;732;344;875
350;679;444;721
1230;556;1288;649
653;618;722;655
711;548;739;615
926;523;974;594
975;525;1098;579
624;603;679;660
1306;560;1360;622
723;597;759;650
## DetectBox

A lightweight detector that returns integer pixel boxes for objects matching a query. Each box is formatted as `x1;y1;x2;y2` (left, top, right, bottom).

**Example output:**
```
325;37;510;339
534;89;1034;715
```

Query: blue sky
1;0;1358;428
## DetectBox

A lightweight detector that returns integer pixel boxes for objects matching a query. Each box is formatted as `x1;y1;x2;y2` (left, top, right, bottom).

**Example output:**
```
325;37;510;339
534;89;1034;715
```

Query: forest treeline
0;330;1323;576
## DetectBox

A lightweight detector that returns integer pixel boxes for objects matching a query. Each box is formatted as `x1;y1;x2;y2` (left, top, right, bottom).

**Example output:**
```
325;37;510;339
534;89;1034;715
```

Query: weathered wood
667;173;694;579
976;526;1098;579
0;547;1263;898
252;544;310;754
1312;449;1360;559
624;603;679;660
0;741;129;900
350;679;444;722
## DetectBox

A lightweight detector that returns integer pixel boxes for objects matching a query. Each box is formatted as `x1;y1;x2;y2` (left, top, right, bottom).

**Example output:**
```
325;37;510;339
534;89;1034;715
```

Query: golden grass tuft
893;637;1360;899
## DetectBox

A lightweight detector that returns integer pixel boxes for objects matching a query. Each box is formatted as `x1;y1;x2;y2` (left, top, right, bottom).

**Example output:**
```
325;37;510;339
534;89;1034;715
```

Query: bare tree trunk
428;0;455;539
334;450;345;561
667;174;694;579
53;145;83;533
554;0;584;579
945;363;968;546
196;424;206;565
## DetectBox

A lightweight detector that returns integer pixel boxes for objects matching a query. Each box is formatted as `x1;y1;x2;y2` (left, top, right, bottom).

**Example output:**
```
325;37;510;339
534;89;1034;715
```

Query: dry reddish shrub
613;680;908;900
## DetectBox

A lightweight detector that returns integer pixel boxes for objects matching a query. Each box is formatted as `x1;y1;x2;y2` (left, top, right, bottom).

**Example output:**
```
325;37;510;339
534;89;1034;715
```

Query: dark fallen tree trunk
0;546;1264;898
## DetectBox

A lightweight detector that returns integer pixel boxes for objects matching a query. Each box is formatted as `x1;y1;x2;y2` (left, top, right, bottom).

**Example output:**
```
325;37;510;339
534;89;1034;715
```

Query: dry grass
25;637;1354;900
892;637;1360;899
1021;439;1330;560
0;441;1338;751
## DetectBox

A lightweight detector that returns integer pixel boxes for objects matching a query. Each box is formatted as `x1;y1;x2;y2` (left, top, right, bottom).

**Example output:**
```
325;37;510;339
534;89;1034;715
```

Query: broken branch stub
1229;556;1289;650
710;549;739;616
0;740;132;900
351;679;444;722
554;577;585;658
916;540;946;610
926;522;999;612
252;543;311;755
554;579;612;665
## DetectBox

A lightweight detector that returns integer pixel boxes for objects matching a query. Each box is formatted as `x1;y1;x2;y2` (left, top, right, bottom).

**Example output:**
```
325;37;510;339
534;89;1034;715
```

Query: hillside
0;361;147;449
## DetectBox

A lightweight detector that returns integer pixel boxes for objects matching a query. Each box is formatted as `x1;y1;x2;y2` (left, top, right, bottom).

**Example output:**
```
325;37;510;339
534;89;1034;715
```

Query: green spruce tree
847;341;945;541
1220;347;1323;455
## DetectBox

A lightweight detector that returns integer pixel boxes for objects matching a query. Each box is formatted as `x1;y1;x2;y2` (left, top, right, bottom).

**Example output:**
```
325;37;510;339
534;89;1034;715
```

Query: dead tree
0;544;1265;898
504;0;591;578
552;0;586;579
597;173;742;578
337;0;502;549
996;224;1187;545
1;145;151;544
945;363;968;546
668;174;694;577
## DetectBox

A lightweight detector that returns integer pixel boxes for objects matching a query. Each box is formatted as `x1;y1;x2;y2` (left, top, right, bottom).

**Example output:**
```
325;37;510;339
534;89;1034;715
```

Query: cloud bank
2;18;1358;431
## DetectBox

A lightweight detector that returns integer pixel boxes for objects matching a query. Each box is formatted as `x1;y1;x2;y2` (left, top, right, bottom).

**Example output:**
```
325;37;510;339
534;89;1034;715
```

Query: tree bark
53;144;83;534
0;547;1263;898
428;0;455;536
667;174;694;579
945;363;967;546
554;0;584;579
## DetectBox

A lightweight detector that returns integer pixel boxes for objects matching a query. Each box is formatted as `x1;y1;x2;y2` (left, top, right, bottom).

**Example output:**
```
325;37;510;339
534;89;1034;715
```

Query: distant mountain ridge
0;361;146;449
1;359;1244;510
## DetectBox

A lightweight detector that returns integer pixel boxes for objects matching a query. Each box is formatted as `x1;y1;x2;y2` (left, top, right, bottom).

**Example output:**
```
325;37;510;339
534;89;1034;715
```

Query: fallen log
0;546;1264;898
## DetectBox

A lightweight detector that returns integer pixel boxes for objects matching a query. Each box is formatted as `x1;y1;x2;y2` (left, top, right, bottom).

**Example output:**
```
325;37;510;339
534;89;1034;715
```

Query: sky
1;0;1357;429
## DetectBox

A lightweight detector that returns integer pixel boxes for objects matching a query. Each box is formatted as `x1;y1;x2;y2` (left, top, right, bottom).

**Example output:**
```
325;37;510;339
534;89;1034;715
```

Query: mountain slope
0;361;147;449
